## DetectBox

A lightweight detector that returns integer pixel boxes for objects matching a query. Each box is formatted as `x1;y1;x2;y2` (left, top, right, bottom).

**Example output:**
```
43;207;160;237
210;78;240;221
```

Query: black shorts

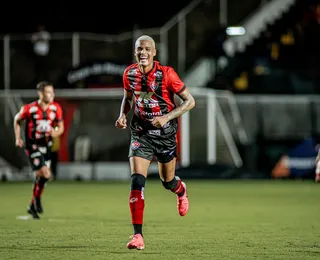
26;145;51;171
128;132;177;163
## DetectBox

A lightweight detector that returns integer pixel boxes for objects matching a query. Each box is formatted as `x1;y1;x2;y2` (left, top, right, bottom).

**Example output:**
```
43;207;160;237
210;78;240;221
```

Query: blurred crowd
209;1;320;94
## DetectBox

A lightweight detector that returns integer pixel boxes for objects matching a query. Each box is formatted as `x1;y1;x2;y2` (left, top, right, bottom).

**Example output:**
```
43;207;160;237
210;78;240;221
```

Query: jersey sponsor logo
129;197;138;203
128;69;138;76
38;146;47;154
136;91;159;107
163;122;170;128
36;120;52;133
148;130;161;136
154;71;163;78
139;110;162;117
49;104;57;111
131;141;140;150
30;152;41;158
136;91;158;103
138;102;159;108
33;158;40;166
29;106;38;113
49;112;56;120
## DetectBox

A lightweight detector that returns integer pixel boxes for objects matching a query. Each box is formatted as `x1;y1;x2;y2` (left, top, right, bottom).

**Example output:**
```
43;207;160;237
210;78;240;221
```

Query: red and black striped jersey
19;101;63;147
123;61;186;121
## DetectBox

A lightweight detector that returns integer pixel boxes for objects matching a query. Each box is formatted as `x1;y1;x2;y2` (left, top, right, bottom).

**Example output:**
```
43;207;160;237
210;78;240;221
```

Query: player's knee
162;176;180;190
38;166;51;179
131;173;146;190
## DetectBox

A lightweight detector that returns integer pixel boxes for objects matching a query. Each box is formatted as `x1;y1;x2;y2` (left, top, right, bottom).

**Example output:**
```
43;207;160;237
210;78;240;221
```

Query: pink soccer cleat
177;182;189;216
127;234;145;250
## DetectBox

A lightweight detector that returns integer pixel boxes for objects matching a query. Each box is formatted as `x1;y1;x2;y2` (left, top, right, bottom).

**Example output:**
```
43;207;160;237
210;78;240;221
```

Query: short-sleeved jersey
123;61;186;137
19;101;63;147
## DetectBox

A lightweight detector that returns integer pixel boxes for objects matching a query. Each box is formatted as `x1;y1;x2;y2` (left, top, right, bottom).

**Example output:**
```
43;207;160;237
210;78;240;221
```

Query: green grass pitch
0;179;319;260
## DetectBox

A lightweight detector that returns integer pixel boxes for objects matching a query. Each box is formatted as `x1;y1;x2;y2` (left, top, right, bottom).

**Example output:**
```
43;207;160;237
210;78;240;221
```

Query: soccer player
13;81;64;219
315;149;320;182
115;35;195;250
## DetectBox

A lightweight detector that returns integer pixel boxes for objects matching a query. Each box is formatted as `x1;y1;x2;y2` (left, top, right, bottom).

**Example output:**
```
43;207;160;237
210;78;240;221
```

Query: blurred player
13;81;64;219
315;149;320;182
115;35;195;250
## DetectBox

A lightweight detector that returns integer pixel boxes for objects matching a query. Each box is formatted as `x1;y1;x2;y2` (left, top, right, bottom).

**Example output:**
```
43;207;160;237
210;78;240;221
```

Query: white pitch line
48;218;66;222
16;215;31;220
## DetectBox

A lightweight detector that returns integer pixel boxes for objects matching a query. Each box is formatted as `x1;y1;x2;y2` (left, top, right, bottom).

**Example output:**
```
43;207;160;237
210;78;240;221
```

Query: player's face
135;40;156;68
39;85;54;104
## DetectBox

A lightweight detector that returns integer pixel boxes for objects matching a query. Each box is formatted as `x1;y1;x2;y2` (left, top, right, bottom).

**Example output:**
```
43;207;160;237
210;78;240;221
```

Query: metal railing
1;0;270;92
2;0;212;92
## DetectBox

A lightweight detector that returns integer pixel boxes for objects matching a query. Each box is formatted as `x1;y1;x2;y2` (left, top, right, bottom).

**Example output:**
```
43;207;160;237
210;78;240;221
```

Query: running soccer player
115;35;195;250
14;81;64;219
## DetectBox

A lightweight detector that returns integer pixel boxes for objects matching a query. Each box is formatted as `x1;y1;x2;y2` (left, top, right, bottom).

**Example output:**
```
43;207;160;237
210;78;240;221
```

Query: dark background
0;0;193;34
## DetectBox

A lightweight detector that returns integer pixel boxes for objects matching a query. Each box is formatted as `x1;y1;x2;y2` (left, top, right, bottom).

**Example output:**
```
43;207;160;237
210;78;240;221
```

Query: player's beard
43;97;52;104
137;54;151;66
139;59;149;66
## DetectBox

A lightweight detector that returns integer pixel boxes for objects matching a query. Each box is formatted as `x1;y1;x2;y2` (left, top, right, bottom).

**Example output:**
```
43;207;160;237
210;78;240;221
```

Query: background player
115;35;195;250
315;149;320;182
13;81;64;219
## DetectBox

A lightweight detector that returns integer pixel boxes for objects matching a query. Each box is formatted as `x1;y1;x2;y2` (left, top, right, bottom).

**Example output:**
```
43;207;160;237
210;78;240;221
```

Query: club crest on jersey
131;141;140;150
150;81;159;91
33;158;40;166
154;71;163;78
49;112;56;120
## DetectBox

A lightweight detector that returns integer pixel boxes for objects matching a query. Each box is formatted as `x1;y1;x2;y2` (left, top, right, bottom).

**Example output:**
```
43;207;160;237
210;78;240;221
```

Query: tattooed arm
166;88;195;120
151;88;195;128
115;90;134;129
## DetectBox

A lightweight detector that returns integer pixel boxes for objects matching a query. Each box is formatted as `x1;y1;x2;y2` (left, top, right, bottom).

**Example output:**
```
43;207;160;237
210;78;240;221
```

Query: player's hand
51;128;59;138
316;155;320;165
15;138;24;148
115;114;127;129
151;115;169;128
315;155;320;183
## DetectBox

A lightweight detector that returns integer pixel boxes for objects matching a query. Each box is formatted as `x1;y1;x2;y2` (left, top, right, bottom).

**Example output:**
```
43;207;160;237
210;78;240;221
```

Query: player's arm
151;67;195;128
166;88;195;121
51;121;64;138
316;149;320;164
119;89;134;117
315;148;320;182
51;104;64;138
13;107;26;148
116;90;133;129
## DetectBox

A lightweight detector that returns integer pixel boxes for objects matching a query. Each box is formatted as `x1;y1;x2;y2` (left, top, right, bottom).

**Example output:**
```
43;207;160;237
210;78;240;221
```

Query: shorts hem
128;155;153;162
157;155;177;164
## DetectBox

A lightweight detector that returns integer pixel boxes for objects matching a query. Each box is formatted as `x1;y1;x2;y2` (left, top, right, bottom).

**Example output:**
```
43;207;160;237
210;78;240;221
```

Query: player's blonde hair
135;35;156;49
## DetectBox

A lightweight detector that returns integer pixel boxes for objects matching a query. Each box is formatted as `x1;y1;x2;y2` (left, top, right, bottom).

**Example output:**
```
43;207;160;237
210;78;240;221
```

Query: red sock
35;185;45;199
129;189;145;224
31;177;47;203
172;179;184;195
31;180;40;204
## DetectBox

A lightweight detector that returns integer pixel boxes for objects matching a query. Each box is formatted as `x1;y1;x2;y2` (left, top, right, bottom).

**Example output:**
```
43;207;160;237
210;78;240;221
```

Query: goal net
0;88;248;170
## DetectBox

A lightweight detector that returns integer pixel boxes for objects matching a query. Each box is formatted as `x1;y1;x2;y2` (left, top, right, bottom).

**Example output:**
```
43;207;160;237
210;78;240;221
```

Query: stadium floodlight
226;27;246;36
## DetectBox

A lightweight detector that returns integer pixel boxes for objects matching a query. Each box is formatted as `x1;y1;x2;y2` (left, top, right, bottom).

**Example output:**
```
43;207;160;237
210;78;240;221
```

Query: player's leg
126;138;153;250
27;150;51;218
315;160;320;183
34;162;51;213
156;137;189;217
34;146;52;214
